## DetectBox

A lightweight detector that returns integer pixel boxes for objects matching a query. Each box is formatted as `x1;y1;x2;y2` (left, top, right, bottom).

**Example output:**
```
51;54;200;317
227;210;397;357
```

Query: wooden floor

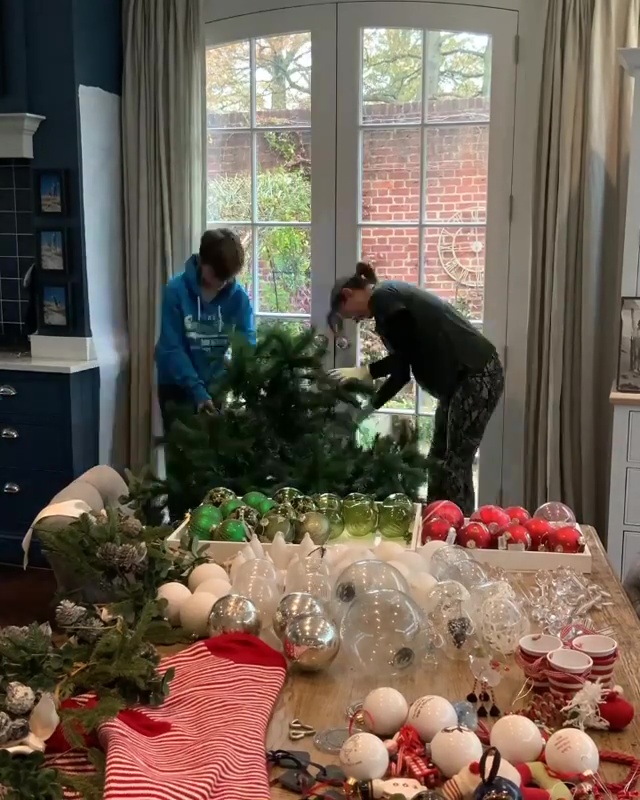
0;565;57;626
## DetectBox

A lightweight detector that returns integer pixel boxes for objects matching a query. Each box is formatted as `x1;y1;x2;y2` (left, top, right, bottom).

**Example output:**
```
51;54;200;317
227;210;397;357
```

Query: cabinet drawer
0;422;71;471
629;412;640;463
0;371;69;420
0;469;69;528
0;531;47;567
624;468;640;525
622;530;640;581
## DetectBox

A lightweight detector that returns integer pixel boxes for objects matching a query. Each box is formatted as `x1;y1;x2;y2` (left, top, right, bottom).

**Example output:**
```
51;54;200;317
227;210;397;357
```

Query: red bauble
598;688;635;731
545;525;585;554
504;505;531;524
470;505;511;533
421;517;455;545
423;500;464;530
457;521;492;550
497;522;531;550
523;518;554;551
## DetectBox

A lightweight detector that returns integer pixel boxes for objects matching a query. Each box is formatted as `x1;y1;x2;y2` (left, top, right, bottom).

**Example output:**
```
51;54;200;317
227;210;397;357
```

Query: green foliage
0;751;63;800
128;326;429;520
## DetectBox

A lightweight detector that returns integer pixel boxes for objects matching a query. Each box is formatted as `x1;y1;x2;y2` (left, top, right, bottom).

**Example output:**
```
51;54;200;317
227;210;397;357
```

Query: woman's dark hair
327;262;377;332
199;228;245;281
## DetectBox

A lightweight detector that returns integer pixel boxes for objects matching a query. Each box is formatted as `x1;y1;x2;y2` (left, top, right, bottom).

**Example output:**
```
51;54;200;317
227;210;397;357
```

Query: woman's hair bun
355;261;377;284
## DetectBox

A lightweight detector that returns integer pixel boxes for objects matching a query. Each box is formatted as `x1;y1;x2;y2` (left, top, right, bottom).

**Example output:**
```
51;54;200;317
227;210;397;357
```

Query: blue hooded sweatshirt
155;254;255;406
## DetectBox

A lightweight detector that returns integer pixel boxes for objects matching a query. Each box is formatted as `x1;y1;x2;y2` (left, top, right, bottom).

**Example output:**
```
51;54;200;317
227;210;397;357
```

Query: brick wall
207;98;489;318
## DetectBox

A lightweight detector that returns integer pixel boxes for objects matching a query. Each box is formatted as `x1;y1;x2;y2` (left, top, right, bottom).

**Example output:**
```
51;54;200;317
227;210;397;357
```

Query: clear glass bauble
428;545;472;581
435;600;478;661
378;494;415;540
343;494;378;538
234;577;279;625
233;557;278;588
479;595;528;655
332;559;408;622
534;501;577;526
424;580;471;617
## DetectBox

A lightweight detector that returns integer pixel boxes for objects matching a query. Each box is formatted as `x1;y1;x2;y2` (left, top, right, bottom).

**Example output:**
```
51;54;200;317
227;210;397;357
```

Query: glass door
335;3;518;504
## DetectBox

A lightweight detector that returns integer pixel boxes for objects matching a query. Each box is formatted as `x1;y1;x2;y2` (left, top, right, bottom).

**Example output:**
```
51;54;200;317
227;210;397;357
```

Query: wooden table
265;528;640;797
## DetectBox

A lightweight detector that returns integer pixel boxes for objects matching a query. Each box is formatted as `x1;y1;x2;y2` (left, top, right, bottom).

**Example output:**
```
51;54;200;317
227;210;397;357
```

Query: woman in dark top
328;262;504;514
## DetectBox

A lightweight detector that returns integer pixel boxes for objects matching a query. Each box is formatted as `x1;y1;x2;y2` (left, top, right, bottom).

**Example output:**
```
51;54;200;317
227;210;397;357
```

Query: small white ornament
417;540;448;571
229;552;247;583
395;551;428;574
406;695;458;742
339;731;389;781
371;777;425;798
270;533;291;569
179;592;217;637
362;687;409;736
387;560;412;581
545;728;600;774
188;562;229;591
249;535;265;558
430;725;483;777
407;573;438;610
194;578;231;598
240;543;256;561
299;533;316;558
490;715;544;763
156;582;191;625
373;541;406;562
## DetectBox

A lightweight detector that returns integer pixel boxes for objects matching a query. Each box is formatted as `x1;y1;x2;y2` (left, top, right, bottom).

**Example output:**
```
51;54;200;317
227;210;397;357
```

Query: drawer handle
0;385;16;397
3;482;20;494
1;428;18;439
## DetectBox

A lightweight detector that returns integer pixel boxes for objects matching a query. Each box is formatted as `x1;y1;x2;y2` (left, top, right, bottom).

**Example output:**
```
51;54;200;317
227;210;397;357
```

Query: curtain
524;0;639;533
122;0;205;470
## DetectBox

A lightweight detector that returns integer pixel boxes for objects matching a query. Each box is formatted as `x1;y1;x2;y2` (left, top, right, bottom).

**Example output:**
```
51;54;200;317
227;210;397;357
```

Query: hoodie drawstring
197;296;201;322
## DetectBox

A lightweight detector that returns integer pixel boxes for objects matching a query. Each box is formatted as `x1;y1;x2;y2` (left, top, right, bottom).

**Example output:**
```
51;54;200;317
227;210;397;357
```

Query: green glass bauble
188;504;223;540
291;494;317;514
221;498;244;518
214;519;250;542
378;493;415;540
326;509;345;540
242;491;268;510
204;487;236;507
256;513;294;543
294;511;331;545
273;487;302;504
343;494;378;538
256;498;276;516
314;492;342;513
273;501;296;519
229;505;260;528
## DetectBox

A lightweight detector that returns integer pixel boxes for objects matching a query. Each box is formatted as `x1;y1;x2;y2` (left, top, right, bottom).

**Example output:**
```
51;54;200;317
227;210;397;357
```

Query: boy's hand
197;398;216;415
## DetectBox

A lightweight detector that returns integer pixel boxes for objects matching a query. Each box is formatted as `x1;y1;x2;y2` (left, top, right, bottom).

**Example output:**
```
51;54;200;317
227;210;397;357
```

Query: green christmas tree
128;326;428;521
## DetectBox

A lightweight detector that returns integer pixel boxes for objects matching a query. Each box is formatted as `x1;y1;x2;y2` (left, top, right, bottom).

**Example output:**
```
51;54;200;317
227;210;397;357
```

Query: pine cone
116;542;147;571
96;542;120;566
0;625;29;642
77;617;105;643
0;712;11;745
5;683;35;716
0;783;9;799
55;600;87;629
119;516;143;537
7;718;30;742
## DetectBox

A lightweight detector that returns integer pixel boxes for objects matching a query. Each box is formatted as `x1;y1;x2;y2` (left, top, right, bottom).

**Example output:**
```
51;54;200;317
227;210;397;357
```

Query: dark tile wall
0;159;33;340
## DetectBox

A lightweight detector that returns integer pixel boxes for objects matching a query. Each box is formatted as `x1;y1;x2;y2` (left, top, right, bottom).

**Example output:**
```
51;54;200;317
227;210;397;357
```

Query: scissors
288;718;316;741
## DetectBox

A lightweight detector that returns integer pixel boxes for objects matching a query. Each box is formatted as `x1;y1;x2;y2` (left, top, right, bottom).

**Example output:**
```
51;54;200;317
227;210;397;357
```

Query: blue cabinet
0;366;99;565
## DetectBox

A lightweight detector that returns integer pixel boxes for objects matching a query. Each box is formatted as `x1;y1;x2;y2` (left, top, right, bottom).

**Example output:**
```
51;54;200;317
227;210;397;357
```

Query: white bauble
156;582;191;625
395;551;428;574
406;695;458;742
430;726;483;777
362;687;409;736
407;573;438;611
417;540;448;571
545;729;599;774
490;715;544;764
194;578;231;598
373;541;406;562
179;592;217;637
188;562;229;591
481;754;521;787
387;560;412;581
339;732;389;781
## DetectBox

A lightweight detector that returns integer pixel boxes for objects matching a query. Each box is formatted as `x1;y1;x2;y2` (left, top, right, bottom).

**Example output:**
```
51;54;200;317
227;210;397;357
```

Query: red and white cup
571;634;618;687
518;634;563;692
546;648;593;698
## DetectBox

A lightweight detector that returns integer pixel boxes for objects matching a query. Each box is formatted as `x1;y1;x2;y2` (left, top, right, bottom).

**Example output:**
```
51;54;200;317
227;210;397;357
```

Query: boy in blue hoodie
155;228;255;429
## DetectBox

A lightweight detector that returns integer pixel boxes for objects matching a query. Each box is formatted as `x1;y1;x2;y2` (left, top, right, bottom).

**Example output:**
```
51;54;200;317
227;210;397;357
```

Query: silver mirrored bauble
282;613;340;671
273;592;326;640
208;593;262;636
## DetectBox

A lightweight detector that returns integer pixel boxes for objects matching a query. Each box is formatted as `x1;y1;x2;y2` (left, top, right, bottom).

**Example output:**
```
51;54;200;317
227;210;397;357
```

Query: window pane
257;131;311;222
361;129;420;223
233;226;253;300
424;126;488;223
257;226;310;314
257;317;310;337
362;29;423;124
425;31;491;123
256;34;312;126
207;131;252;223
423;226;485;321
360;227;420;284
206;42;251;127
358;319;416;411
419;389;438;415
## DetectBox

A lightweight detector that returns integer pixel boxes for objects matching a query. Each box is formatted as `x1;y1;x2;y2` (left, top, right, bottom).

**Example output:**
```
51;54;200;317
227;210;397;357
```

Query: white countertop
0;353;99;374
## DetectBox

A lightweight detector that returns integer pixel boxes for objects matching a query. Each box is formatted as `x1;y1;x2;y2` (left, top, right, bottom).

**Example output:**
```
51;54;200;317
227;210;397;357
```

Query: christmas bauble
343;495;378;537
333;560;408;618
179;592;217;637
291;494;318;514
406;696;458;742
242;490;268;510
256;497;276;516
256;513;294;543
215;519;251;542
497;522;531;550
283;613;340;671
534;501;576;526
361;687;409;736
188;562;229;591
421;517;455;545
471;505;511;533
204;487;236;506
378;494;414;540
457;521;492;549
314;492;342;512
326;509;345;540
523;517;554;550
417;539;448;568
188;504;222;540
273;592;326;639
294;511;331;545
273;486;302;504
156;582;191;625
504;505;530;524
220;498;245;518
544;729;599;773
489;715;544;763
229;505;260;528
208;593;262;636
194;578;231;599
430;725;482;777
273;501;297;519
423;500;464;530
339;732;389;781
545;525;585;553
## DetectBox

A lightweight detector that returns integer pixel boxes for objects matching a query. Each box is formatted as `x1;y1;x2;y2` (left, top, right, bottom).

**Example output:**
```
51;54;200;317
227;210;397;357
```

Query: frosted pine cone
0;712;11;744
5;682;35;715
77;617;105;643
0;625;29;642
7;718;30;742
55;600;87;628
119;515;143;537
116;542;147;571
96;542;120;566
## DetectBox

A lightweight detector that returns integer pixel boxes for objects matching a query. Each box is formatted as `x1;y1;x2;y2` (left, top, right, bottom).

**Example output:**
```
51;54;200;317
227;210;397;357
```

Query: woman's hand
197;398;216;414
328;366;372;384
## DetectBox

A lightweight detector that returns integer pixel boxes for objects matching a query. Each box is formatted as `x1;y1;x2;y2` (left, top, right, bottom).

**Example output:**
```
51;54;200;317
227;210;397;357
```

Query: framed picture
40;284;70;330
35;170;66;215
617;297;640;392
36;229;67;272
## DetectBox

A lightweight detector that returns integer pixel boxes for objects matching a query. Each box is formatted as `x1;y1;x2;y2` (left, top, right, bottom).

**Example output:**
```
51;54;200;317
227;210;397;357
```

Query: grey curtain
122;0;205;470
525;0;639;532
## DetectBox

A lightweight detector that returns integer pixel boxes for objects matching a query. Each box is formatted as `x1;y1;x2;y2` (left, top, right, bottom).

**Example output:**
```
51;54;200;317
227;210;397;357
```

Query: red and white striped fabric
47;633;287;800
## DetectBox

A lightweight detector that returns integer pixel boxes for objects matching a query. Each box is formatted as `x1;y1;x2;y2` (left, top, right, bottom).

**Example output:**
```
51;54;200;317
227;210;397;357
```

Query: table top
264;527;640;797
